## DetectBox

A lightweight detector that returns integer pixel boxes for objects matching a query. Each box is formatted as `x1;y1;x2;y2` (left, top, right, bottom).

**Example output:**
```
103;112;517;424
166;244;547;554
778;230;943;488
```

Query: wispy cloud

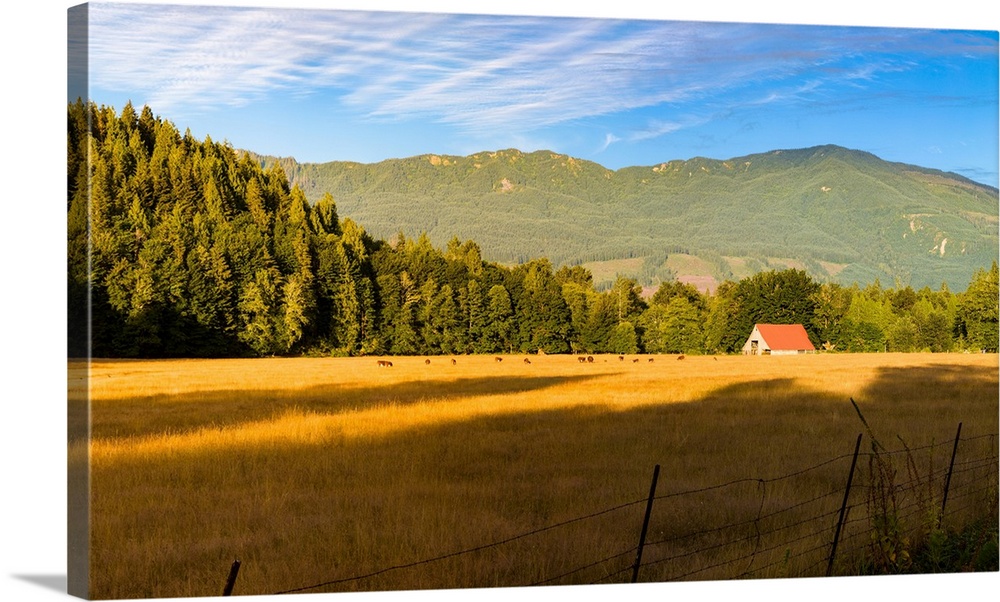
88;5;995;137
598;133;621;153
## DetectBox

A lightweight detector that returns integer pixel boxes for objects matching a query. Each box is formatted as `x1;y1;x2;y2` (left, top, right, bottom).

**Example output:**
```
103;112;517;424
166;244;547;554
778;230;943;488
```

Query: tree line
67;101;999;358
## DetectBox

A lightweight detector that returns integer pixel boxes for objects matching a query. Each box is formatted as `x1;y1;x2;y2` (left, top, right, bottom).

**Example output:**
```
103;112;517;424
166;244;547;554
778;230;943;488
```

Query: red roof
754;324;815;351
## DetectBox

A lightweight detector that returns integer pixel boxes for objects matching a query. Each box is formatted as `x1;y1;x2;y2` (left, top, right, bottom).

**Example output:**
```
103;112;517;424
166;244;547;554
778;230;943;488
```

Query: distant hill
254;145;998;292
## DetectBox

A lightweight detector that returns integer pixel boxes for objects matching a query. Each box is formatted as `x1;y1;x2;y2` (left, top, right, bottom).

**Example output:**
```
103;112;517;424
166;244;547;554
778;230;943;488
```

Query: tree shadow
82;373;608;441
852;361;999;444
859;362;998;401
78;358;999;597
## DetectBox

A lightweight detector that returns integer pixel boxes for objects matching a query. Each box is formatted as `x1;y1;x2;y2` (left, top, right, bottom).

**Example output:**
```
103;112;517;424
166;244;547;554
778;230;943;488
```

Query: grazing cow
377;360;393;367
524;358;532;364
648;358;654;362
587;356;594;363
425;359;431;365
632;358;639;363
451;358;457;365
495;357;503;363
677;354;686;361
618;355;624;361
577;356;587;363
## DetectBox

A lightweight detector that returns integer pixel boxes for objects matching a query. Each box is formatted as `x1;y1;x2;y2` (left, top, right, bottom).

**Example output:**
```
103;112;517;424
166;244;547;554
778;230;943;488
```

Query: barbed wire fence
220;425;998;596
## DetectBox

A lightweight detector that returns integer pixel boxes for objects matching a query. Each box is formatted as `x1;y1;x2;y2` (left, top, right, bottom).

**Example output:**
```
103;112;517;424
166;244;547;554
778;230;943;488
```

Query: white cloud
598;133;621;153
87;5;989;136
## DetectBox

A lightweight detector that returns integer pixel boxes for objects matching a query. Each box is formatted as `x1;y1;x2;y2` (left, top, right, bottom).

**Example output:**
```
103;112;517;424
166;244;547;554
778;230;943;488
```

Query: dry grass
71;353;999;599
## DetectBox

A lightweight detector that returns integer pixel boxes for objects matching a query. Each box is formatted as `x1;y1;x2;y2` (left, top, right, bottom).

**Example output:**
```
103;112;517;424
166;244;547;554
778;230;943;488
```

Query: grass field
69;352;999;599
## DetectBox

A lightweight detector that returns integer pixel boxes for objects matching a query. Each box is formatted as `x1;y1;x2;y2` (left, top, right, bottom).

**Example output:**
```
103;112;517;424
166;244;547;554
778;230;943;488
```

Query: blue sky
79;1;1000;187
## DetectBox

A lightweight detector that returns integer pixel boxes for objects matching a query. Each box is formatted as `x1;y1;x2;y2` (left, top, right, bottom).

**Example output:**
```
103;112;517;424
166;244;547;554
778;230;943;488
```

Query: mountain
255;145;998;292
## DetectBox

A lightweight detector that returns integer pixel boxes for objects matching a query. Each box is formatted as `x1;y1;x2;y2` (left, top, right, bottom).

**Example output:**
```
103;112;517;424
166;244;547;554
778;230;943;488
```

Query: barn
742;323;816;355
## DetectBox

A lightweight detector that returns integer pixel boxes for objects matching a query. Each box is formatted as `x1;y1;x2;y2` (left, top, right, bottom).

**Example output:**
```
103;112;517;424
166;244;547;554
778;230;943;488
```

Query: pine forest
67;101;1000;359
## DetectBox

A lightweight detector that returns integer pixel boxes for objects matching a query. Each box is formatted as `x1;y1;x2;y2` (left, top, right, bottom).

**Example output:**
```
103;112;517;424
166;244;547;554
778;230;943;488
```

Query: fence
222;424;998;596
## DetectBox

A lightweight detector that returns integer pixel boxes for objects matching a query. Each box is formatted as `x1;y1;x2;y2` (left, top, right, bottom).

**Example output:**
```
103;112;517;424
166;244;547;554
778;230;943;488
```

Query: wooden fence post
939;422;963;528
631;464;660;583
222;559;241;596
826;433;862;577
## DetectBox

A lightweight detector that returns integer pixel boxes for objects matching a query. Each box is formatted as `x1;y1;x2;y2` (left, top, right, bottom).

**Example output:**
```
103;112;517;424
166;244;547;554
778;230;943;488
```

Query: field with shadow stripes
68;352;998;599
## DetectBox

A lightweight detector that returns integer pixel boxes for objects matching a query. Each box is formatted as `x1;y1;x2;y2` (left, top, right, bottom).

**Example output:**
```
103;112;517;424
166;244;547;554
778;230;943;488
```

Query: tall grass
72;353;999;599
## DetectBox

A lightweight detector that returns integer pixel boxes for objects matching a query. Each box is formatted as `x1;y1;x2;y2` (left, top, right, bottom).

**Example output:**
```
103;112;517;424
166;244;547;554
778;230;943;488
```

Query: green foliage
956;261;1000;352
257;144;999;292
850;399;1000;576
639;298;705;354
481;284;515;353
710;269;821;353
607;321;639;354
514;259;573;353
910;519;999;573
851;399;914;574
68;102;1000;358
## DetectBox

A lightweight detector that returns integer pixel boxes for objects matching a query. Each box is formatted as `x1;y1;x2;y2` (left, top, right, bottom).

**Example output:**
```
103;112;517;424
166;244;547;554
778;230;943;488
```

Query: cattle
632;358;639;363
587;356;594;363
495;357;503;363
619;355;625;361
524;358;532;364
425;359;431;365
677;355;686;361
648;358;654;362
377;360;393;368
577;356;587;363
451;358;457;365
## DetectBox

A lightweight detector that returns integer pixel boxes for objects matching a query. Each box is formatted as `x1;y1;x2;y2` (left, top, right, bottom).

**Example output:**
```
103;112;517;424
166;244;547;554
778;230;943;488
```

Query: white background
2;1;997;601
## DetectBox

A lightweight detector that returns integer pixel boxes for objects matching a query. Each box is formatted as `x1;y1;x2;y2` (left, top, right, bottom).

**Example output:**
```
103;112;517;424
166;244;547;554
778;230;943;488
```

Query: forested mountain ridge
257;145;998;291
68;101;998;359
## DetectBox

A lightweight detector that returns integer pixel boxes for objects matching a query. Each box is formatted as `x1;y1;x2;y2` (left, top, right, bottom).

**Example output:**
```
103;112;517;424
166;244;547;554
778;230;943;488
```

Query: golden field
69;352;999;599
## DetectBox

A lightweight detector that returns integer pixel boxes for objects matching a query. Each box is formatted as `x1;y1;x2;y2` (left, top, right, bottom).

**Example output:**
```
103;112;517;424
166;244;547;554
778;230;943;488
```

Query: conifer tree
957;262;999;352
483;284;515;353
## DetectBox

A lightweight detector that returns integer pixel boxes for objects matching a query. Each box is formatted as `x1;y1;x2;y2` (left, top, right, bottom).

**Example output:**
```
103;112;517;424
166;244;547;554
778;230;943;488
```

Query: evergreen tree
482;284;515;353
514;259;572;353
911;297;954;352
956;262;999;352
609;276;646;323
638;297;705;354
426;284;462;354
462;279;485;353
838;288;893;352
579;293;617;353
70;101;991;360
703;280;738;354
310;192;340;236
810;282;854;348
238;268;285;356
280;273;312;352
315;239;361;354
560;280;592;353
607;321;639;354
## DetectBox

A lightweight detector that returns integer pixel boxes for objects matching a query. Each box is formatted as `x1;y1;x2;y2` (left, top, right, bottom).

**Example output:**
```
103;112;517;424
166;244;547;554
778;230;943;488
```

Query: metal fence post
939;422;963;528
223;559;241;596
826;433;862;577
631;464;660;583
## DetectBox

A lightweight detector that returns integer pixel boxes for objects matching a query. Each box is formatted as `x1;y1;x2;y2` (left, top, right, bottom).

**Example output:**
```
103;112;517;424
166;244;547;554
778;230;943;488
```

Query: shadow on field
365;362;999;498
85;359;999;597
859;362;998;402
849;361;999;445
86;373;607;441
